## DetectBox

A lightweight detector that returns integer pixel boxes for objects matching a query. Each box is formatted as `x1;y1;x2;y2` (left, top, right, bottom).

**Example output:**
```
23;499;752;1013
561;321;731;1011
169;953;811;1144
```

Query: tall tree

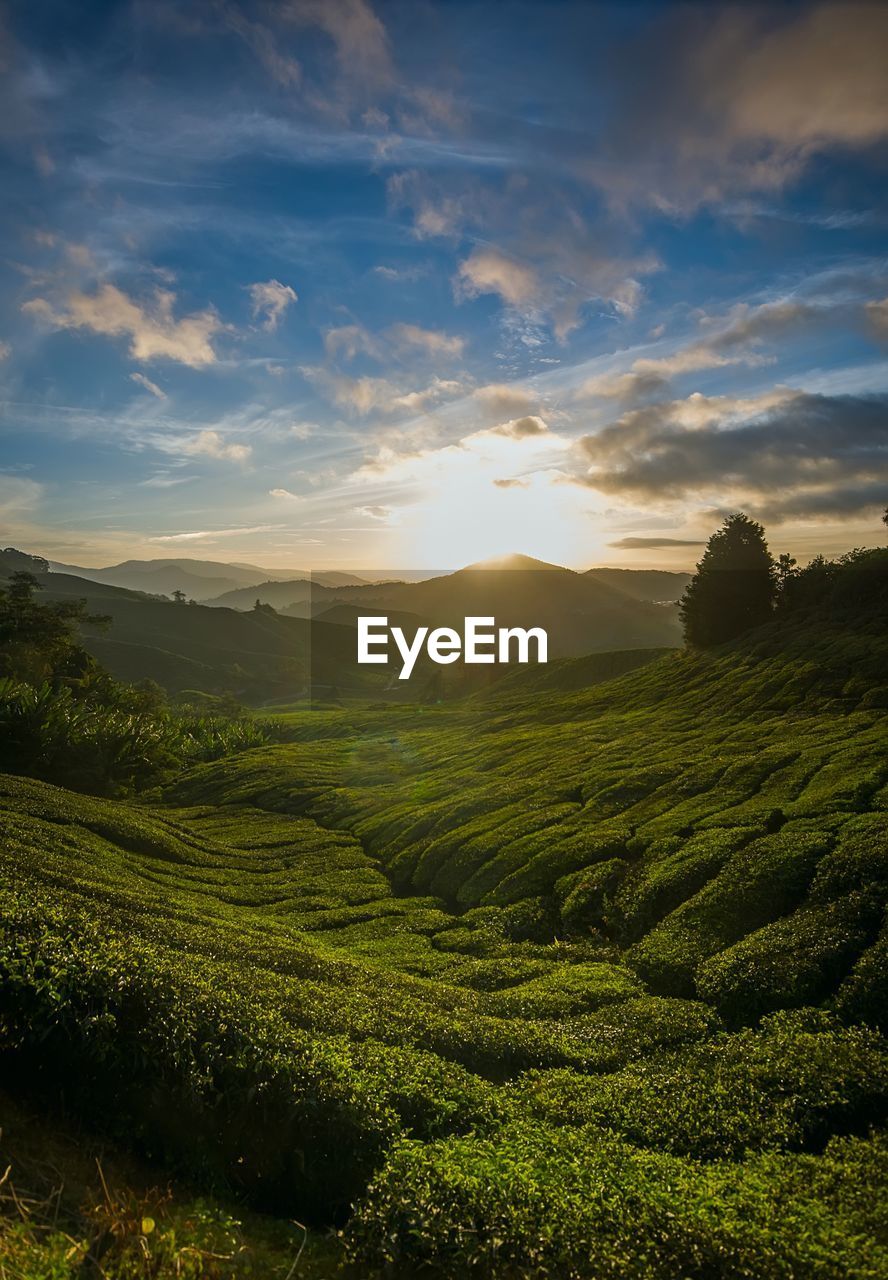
0;571;109;683
680;513;776;647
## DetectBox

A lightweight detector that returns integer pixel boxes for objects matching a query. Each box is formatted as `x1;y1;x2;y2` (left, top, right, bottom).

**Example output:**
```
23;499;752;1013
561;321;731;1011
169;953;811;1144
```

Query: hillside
206;576;337;611
47;557;368;600
585;567;691;602
31;571;368;699
215;554;683;656
3;552;683;700
1;553;886;1276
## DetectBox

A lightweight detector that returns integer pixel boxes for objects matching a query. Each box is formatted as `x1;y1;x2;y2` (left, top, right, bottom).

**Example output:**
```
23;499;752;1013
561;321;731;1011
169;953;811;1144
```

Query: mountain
204;554;683;656
32;571;375;699
584;567;692;603
47;557;369;600
205;578;337;611
331;553;683;656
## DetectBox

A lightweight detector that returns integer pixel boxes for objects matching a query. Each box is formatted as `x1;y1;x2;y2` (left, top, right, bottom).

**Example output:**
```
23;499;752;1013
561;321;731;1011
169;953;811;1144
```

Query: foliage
512;1010;888;1159
680;512;776;647
345;1125;888;1278
0;570;108;684
0;677;279;794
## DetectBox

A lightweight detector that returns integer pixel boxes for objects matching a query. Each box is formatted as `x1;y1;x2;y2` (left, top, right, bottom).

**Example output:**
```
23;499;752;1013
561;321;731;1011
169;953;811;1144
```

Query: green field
1;556;886;1276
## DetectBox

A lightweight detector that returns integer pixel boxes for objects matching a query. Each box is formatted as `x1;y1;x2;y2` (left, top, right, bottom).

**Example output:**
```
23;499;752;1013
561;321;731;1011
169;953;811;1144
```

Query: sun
394;468;604;569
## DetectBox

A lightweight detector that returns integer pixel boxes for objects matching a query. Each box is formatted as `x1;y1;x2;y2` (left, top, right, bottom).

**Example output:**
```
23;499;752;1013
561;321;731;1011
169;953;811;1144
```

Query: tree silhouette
680;513;776;647
0;571;109;683
171;589;186;604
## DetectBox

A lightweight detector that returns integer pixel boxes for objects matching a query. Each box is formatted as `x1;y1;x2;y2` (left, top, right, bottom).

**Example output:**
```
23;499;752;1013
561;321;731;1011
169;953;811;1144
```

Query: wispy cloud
248;279;298;331
180;429;251;462
302;366;465;416
23;285;222;367
148;524;283;544
609;536;704;549
130;371;167;399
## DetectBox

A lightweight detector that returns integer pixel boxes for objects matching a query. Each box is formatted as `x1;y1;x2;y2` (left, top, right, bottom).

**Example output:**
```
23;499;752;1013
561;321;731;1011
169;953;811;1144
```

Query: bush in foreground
345;1123;887;1278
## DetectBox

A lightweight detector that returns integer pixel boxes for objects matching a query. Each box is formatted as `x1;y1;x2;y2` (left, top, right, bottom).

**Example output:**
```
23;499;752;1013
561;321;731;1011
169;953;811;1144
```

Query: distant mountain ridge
2;548;684;698
203;553;684;657
46;557;369;599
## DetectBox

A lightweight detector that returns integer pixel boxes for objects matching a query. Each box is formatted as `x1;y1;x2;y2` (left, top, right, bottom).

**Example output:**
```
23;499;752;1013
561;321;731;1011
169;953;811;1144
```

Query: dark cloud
592;4;888;211
609;536;705;549
576;390;888;521
493;415;549;439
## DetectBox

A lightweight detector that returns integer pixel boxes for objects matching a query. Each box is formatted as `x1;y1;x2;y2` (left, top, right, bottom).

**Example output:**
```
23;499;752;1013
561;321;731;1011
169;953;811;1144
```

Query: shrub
0;678;277;795
627;829;831;995
696;892;882;1023
485;963;642;1020
345;1123;888;1278
557;857;627;934
512;1010;888;1160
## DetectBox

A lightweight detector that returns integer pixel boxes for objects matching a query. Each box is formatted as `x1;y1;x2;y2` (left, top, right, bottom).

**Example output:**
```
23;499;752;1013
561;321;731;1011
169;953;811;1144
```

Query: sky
1;0;887;572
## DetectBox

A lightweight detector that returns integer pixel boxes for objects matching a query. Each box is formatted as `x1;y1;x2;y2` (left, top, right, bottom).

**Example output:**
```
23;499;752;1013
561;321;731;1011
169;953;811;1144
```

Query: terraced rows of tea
1;601;886;1276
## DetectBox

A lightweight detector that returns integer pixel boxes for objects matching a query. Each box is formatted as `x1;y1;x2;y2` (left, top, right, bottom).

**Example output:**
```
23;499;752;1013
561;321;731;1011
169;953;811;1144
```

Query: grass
0;572;886;1275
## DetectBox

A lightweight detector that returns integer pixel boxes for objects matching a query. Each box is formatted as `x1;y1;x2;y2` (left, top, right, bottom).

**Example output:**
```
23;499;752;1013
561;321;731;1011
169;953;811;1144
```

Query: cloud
290;422;318;440
372;264;425;282
285;0;392;85
181;429;251;462
393;170;660;339
865;298;888;342
0;341;10;361
574;389;888;520
388;323;464;358
703;300;833;351
219;3;302;87
129;371;167;399
325;321;464;363
715;5;888;150
302;366;464;416
577;296;862;404
609;536;705;549
595;4;888;211
148;524;281;544
579;344;770;403
324;324;380;361
269;487;301;499
456;249;540;309
249;279;298;331
0;473;43;517
493;477;529;490
140;473;195;488
473;383;539;419
490;415;549;439
358;504;392;520
22;285;221;367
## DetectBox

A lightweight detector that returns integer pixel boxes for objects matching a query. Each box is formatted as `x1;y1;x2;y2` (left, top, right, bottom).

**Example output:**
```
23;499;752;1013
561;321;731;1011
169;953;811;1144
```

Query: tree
680;513;776;647
0;571;109;683
775;552;798;606
171;589;187;604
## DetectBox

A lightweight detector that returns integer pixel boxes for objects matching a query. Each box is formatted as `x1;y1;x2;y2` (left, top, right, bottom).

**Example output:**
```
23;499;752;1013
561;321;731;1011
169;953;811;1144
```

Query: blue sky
1;0;887;570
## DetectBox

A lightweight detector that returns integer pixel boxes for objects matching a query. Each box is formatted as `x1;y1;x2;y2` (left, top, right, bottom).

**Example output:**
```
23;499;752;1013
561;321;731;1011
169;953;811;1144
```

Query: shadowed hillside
224;554;685;656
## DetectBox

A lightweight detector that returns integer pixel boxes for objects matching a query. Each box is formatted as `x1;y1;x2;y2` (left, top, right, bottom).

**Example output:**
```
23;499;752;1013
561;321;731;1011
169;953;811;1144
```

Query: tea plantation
1;572;886;1275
